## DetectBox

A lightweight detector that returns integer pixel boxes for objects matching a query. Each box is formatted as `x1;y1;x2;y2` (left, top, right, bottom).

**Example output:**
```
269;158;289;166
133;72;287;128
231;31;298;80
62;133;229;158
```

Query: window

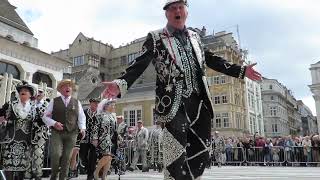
213;76;220;84
269;85;273;90
235;94;240;105
236;113;241;128
222;95;228;104
222;113;229;128
251;95;255;107
271;96;274;100
120;56;127;66
220;75;226;84
6;35;13;40
100;57;106;67
123;108;142;127
128;53;138;64
32;72;53;88
100;73;105;81
207;77;213;86
129;110;136;127
249;117;253;133
272;124;278;132
270;107;277;116
214;96;220;104
88;54;99;67
73;55;85;66
211;119;215;128
0;61;20;79
253;116;256;132
215;114;221;128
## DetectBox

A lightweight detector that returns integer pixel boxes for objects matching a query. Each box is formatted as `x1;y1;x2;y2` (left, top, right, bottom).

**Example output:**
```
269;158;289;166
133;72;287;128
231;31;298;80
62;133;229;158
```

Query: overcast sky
9;0;320;114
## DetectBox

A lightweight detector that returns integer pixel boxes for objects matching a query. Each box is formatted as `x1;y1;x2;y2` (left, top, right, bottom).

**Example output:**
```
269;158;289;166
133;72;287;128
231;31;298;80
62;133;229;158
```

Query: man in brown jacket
43;79;86;180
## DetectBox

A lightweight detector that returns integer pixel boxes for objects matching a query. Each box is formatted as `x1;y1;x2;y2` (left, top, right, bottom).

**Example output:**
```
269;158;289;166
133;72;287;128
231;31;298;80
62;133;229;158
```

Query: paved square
44;166;320;180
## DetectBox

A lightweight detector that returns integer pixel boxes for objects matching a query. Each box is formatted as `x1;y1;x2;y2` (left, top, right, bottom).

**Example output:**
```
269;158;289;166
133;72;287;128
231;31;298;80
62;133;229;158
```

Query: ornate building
261;78;302;137
54;28;256;133
245;77;264;136
201;30;248;137
309;61;320;133
53;33;157;127
0;0;70;106
298;100;318;136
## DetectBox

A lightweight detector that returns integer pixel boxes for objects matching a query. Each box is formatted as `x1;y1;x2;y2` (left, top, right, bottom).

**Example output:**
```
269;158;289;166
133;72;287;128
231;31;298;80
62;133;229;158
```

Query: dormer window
5;35;14;40
22;41;30;46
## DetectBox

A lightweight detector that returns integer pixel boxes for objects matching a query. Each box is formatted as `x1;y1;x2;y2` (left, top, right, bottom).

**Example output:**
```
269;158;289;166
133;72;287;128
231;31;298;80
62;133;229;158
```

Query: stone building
309;61;320;133
0;0;70;106
200;29;247;137
261;78;302;137
55;28;256;133
297;100;318;136
53;33;157;127
245;78;264;136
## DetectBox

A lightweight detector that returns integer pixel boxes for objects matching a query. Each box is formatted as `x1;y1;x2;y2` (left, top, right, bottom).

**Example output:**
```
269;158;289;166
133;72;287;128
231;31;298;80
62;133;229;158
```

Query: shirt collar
37;99;44;104
61;95;71;101
18;99;31;106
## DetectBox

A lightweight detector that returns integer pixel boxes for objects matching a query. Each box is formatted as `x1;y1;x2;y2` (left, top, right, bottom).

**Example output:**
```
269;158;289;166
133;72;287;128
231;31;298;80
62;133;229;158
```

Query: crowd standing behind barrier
209;134;320;167
1;131;320;179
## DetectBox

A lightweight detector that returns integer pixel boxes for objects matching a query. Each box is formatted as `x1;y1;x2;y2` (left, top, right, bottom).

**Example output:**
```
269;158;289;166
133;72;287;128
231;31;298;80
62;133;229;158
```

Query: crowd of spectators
210;133;320;167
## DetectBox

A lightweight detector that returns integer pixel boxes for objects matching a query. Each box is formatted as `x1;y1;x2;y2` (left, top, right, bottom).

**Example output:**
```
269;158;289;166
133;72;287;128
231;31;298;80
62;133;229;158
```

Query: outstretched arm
205;50;261;81
102;34;154;99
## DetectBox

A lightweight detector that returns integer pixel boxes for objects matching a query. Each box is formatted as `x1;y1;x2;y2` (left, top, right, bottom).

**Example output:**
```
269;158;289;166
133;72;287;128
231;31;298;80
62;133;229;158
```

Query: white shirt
36;99;44;108
42;95;86;130
15;99;32;119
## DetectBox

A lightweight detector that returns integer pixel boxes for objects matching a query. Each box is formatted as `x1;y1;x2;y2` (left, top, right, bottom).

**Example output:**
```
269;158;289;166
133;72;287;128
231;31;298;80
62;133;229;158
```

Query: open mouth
66;90;70;93
175;15;181;20
21;93;26;95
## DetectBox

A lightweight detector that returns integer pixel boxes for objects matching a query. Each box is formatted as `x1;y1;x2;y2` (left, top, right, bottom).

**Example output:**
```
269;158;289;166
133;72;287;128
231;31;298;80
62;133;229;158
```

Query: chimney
200;26;207;37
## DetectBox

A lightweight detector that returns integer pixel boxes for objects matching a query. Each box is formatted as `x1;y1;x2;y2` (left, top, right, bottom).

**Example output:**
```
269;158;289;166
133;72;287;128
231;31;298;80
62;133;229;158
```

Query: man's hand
0;116;7;125
92;139;98;147
245;63;262;81
102;82;120;99
80;129;86;140
53;122;64;131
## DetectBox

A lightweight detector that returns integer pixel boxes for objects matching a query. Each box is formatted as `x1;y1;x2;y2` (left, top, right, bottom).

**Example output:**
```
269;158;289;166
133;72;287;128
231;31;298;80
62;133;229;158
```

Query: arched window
0;61;20;79
32;72;52;88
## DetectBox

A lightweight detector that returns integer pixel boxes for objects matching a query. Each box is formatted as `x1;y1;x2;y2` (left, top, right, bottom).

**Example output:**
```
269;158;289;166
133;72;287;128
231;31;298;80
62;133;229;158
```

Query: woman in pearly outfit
0;81;38;180
92;99;118;180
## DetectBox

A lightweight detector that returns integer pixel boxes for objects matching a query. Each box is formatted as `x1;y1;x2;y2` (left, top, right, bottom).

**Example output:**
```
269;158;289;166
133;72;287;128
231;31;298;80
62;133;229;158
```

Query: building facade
261;78;302;137
202;30;248;137
0;0;69;106
297;100;318;136
309;61;320;133
53;33;157;128
245;78;264;136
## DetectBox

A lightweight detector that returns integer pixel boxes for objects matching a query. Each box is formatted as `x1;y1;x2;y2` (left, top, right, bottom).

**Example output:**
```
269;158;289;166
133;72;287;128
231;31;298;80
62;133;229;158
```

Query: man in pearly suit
102;1;261;179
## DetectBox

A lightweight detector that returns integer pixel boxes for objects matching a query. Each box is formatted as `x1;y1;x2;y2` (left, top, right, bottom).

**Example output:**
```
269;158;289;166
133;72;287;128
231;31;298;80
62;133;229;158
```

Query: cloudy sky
9;0;320;114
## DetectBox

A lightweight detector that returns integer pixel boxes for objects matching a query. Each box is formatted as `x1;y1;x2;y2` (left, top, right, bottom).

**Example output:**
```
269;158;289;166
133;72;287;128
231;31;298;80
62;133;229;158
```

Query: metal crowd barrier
125;140;135;166
224;147;246;164
243;146;286;165
0;170;6;180
286;146;320;166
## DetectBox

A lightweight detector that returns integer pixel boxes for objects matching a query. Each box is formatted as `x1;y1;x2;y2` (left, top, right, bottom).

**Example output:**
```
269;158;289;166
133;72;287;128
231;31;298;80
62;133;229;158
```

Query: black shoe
142;168;149;172
87;175;94;180
127;167;134;172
